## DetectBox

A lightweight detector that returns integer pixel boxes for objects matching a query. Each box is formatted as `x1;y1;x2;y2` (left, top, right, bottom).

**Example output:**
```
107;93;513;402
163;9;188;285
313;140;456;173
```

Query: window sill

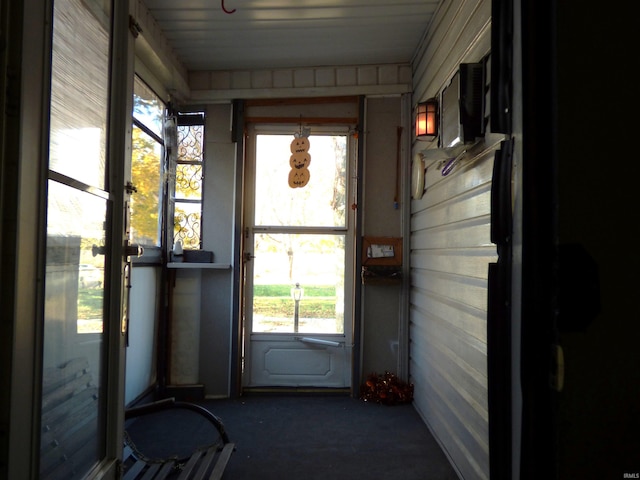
167;262;231;269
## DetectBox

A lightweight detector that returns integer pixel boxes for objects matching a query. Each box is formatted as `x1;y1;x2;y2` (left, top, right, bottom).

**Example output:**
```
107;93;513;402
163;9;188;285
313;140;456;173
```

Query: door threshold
242;387;351;396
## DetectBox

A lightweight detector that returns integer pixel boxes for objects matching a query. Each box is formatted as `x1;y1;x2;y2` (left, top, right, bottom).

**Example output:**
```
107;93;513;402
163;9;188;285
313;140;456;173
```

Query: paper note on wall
367;244;395;258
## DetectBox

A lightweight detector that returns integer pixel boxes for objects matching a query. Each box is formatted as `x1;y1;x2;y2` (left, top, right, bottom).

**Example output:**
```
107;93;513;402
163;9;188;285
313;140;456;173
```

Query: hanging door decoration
288;131;312;188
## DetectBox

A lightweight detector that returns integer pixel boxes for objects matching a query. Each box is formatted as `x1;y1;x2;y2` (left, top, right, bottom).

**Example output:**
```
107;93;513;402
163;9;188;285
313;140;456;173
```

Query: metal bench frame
123;397;235;480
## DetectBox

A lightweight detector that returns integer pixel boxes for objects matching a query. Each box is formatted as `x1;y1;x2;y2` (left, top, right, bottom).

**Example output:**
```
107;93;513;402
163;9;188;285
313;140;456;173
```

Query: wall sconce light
415;98;438;140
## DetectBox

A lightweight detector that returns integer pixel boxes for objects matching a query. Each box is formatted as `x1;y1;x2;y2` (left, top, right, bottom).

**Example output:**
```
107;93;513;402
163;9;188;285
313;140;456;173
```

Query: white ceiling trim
186;64;412;103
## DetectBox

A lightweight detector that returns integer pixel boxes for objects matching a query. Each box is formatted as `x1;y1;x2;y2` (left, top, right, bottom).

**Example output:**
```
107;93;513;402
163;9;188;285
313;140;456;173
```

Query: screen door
243;128;356;388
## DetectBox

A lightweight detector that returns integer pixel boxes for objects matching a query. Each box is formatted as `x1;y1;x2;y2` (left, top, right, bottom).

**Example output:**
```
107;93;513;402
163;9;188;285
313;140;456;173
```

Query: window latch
125;181;138;194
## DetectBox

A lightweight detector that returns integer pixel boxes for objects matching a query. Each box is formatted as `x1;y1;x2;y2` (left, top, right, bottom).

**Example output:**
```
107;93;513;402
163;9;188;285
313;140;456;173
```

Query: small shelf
361;266;402;285
167;262;231;269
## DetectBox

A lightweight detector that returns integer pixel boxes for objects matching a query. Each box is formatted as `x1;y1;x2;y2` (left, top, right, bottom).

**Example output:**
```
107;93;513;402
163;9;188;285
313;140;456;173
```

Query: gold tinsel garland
360;371;414;405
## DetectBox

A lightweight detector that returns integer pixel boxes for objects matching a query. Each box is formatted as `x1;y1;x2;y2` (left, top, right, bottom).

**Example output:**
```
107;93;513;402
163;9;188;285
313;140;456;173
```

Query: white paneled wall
410;1;498;479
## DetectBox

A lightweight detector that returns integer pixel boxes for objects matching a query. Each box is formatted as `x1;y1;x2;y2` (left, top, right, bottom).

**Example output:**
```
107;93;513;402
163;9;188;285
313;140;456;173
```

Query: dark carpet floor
126;394;459;480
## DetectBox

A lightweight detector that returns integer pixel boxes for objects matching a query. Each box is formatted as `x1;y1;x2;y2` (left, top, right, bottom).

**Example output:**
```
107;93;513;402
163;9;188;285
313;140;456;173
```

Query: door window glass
252;233;345;334
47;0;109;190
45;181;108;335
254;134;347;228
40;0;111;476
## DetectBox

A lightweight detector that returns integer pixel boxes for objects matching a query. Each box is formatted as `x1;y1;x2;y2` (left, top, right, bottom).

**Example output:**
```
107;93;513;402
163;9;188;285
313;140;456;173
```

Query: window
172;112;205;250
131;76;165;247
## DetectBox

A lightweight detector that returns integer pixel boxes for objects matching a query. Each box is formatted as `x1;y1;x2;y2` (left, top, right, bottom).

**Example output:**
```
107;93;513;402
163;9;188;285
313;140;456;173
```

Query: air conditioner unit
441;63;484;149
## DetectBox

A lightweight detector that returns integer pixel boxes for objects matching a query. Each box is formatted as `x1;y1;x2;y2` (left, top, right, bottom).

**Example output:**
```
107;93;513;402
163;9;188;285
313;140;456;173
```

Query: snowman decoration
288;132;311;188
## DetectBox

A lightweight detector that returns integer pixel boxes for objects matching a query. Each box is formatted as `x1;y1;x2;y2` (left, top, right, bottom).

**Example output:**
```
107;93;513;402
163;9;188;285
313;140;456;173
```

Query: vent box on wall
441;63;484;148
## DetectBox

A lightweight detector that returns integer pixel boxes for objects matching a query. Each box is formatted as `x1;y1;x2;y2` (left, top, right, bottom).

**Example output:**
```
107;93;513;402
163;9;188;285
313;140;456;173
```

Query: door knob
124;244;144;258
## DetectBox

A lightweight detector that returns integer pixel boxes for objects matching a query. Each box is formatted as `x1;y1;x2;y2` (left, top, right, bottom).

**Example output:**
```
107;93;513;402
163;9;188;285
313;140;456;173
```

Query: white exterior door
243;126;356;388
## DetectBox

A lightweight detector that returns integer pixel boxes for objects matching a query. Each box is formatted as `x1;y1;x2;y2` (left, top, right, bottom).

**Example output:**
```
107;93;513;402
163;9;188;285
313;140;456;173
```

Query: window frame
130;75;167;264
169;110;206;253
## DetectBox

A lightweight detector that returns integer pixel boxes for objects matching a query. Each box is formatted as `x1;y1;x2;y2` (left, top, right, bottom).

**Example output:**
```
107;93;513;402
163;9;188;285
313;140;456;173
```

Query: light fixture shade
415;99;438;139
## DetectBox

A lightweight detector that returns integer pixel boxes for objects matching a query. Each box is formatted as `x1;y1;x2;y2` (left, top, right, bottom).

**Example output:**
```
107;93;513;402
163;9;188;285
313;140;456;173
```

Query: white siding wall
410;1;499;479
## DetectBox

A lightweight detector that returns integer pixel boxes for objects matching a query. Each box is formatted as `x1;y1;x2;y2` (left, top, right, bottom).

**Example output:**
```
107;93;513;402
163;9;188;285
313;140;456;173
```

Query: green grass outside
253;297;336;318
77;288;104;319
253;284;337;318
253;284;335;297
77;284;337;320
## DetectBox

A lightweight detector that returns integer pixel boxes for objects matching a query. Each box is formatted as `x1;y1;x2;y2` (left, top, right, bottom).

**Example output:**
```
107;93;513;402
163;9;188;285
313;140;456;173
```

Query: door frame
101;0;137;474
2;0;50;475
